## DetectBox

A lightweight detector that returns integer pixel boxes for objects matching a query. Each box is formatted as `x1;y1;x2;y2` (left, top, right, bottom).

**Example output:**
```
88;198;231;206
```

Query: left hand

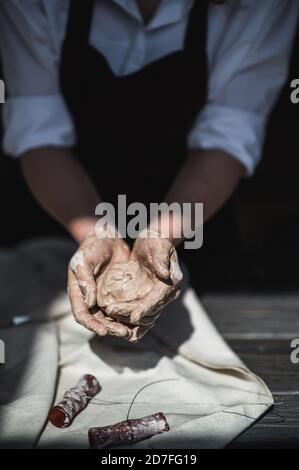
105;231;183;342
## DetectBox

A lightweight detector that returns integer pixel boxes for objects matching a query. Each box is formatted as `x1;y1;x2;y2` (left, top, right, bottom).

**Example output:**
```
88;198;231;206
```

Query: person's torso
41;0;231;77
59;0;209;207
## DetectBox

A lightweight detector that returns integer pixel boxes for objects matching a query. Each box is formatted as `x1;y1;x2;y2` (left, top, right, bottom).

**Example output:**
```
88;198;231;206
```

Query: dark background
0;26;299;293
0;14;299;450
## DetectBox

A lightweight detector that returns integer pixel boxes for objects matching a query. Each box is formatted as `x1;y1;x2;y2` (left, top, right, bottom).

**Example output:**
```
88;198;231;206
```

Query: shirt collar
111;0;194;29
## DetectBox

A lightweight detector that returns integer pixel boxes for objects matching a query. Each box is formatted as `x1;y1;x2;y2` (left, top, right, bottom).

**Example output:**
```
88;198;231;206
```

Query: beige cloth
0;239;273;449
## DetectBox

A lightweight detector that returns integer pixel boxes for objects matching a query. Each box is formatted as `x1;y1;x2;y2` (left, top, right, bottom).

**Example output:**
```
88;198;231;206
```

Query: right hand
67;230;134;339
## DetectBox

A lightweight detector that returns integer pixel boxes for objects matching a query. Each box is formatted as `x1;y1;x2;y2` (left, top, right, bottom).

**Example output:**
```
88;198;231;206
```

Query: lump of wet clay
48;374;101;428
89;412;169;449
97;261;153;308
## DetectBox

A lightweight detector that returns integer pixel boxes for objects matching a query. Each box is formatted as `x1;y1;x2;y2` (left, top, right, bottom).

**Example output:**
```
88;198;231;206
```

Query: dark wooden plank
201;293;299;339
229;394;299;448
226;339;299;448
228;339;299;392
199;292;299;446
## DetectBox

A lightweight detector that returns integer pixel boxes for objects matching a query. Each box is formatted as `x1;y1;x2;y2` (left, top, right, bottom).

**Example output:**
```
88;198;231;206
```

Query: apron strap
63;0;95;50
185;0;209;57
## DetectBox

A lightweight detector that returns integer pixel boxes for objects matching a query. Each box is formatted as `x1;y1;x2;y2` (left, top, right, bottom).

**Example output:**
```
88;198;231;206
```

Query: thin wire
89;399;287;424
89;399;284;423
89;378;285;425
222;410;264;421
126;378;181;420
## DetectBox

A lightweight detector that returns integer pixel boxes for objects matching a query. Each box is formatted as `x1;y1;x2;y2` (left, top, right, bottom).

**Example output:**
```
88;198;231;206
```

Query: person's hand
130;231;183;340
104;231;183;342
67;228;134;339
69;228;130;308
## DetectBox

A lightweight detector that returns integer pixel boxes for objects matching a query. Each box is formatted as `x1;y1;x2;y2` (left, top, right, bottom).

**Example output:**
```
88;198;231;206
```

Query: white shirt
0;0;298;175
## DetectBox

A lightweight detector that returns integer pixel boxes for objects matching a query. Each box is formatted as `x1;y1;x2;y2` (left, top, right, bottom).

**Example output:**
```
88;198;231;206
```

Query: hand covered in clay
98;231;183;342
68;229;134;339
130;232;183;340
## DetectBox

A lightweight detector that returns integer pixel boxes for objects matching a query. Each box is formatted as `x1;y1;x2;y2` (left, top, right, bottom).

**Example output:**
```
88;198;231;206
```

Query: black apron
59;0;208;209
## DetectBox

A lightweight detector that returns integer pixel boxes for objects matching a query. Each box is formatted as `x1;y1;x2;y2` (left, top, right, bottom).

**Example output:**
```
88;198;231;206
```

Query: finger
93;311;133;339
130;282;180;325
105;301;137;317
131;291;177;330
135;312;160;326
137;240;171;280
152;249;171;280
169;249;183;284
129;325;152;343
105;312;132;324
111;310;158;326
174;287;181;300
94;258;110;277
111;240;131;263
157;284;181;308
69;250;97;309
129;283;167;324
68;268;107;336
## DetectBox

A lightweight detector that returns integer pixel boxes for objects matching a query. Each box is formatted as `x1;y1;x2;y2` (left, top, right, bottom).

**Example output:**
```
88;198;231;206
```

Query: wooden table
200;292;299;449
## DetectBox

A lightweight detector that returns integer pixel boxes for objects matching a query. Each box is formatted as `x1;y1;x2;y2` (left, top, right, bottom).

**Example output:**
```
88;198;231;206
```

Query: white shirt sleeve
188;0;299;176
0;0;76;157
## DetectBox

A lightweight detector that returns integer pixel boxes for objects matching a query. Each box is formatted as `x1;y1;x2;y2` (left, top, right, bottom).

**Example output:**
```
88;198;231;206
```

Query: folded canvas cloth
0;238;273;449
